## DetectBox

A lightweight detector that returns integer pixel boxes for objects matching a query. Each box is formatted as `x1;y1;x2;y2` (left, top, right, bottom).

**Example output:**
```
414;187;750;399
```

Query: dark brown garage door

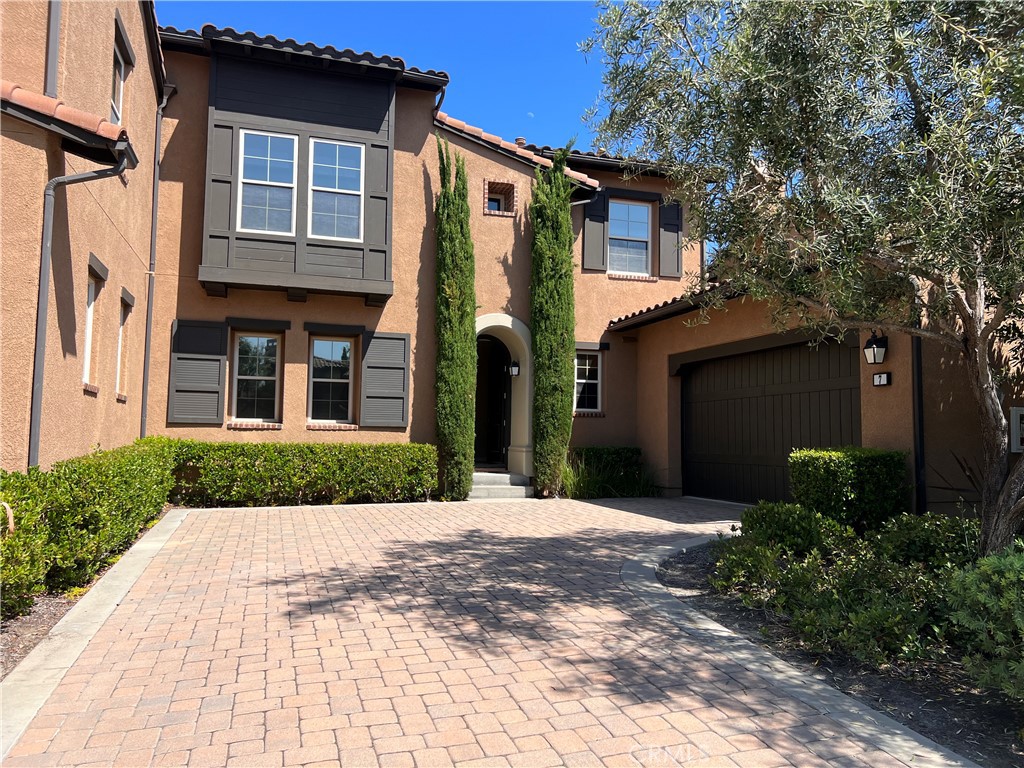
681;341;861;503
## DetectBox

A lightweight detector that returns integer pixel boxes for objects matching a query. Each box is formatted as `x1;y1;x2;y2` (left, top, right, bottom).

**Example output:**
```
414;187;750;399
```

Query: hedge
561;446;658;499
0;469;51;617
789;446;909;531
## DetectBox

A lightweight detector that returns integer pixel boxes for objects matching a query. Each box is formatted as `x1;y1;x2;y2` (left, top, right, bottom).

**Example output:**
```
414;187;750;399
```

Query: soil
657;542;1024;768
0;593;78;681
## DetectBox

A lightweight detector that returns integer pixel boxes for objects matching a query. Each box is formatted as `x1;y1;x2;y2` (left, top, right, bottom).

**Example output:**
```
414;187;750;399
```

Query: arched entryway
475;314;533;477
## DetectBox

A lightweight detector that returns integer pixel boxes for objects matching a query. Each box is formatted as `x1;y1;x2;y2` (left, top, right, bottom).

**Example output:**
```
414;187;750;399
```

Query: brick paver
3;498;964;766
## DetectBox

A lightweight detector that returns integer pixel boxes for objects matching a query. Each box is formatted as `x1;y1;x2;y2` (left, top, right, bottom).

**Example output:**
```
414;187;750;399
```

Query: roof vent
515;137;526;147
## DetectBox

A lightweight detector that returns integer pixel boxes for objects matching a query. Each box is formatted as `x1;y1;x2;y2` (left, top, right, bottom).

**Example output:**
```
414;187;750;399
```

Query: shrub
0;469;52;618
561;447;658;499
875;512;981;572
789;446;909;531
710;536;784;601
949;547;1024;702
739;501;852;556
172;441;438;507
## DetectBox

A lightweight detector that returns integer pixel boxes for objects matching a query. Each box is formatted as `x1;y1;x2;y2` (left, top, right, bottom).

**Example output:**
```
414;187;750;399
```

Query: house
0;0;986;511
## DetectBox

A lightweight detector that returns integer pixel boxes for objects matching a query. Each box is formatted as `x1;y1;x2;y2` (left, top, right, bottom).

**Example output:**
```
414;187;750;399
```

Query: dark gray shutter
359;332;410;428
167;320;228;424
659;201;683;278
582;189;609;271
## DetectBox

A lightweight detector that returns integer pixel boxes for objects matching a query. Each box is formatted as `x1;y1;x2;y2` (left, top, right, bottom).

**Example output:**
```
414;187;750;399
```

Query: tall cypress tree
434;136;476;499
529;150;576;496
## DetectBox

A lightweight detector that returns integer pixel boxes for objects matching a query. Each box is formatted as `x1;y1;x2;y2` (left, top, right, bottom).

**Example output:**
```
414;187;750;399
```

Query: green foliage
789;447;909;532
172;441;438;507
875;512;980;572
949;547;1024;701
530;149;576;495
0;469;52;618
739;501;852;556
710;537;784;602
561;446;659;499
434;136;476;500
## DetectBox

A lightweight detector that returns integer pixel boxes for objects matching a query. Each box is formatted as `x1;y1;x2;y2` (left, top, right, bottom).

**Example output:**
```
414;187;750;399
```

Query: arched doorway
475;314;533;477
475;335;511;468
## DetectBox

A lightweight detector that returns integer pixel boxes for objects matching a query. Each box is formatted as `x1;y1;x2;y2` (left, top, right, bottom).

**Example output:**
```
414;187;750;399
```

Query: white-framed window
83;277;97;385
309;138;364;242
115;301;129;394
308;338;353;422
608;200;651;275
110;47;126;125
232;334;281;421
237;130;297;235
575;351;601;413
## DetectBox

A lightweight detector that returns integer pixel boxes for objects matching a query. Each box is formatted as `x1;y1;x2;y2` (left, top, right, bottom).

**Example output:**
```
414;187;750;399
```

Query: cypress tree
529;149;576;496
434;136;476;500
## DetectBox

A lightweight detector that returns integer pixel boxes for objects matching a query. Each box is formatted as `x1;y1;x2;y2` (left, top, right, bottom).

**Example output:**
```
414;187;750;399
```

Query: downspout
29;150;132;467
139;83;176;438
912;335;927;514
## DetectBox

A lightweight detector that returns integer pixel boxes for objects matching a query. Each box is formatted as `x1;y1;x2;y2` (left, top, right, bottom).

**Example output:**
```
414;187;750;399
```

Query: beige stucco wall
1;1;160;471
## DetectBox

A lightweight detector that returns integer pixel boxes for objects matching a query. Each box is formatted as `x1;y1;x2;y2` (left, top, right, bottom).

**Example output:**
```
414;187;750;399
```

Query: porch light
509;361;521;377
863;332;888;365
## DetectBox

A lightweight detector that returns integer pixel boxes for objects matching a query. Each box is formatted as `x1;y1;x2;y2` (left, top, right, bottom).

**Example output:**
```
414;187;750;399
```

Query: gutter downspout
139;83;176;439
912;335;927;514
29;151;131;467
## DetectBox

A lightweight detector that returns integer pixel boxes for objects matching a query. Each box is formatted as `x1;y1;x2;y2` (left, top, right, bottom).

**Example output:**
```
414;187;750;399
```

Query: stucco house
1;0;986;510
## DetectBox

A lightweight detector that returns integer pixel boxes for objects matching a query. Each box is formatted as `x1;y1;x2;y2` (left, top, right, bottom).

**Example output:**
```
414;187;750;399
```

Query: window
110;48;126;124
115;301;129;395
483;180;515;217
487;197;503;212
238;130;297;235
83;277;97;385
232;334;281;421
575;352;601;413
309;139;363;241
308;338;353;422
608;200;651;275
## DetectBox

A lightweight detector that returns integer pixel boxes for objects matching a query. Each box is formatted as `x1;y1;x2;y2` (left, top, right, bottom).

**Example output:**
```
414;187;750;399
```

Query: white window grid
574;351;601;413
110;47;125;125
307;138;364;243
231;333;282;422
236;129;298;236
307;337;354;423
608;200;652;276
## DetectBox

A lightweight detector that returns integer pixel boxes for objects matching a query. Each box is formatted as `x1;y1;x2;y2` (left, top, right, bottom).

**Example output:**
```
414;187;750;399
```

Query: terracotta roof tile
435;112;599;189
1;80;127;142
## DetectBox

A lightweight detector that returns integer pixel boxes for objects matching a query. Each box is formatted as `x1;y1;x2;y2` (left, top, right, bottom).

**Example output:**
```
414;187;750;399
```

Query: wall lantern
509;361;521;377
863;332;888;365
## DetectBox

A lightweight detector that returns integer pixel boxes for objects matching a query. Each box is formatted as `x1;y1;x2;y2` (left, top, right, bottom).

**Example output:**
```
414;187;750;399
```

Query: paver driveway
3;498;968;767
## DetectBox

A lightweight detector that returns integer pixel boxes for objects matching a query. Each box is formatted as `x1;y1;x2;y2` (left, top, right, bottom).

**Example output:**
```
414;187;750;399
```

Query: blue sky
155;1;607;150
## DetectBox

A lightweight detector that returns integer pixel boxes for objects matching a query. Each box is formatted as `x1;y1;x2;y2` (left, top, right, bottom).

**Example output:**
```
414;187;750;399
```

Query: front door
475;334;512;467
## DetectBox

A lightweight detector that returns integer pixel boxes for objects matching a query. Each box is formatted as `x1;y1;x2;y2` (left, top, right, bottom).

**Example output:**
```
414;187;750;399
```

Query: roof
158;25;448;90
1;80;127;142
525;144;666;176
434;112;600;189
608;285;732;332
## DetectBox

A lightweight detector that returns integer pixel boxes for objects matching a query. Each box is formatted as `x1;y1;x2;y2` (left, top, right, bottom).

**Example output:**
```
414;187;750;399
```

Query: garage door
681;341;861;503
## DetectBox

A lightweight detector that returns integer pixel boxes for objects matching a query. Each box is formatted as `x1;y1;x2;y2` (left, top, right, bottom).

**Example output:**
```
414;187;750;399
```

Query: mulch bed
0;594;79;681
657;542;1023;768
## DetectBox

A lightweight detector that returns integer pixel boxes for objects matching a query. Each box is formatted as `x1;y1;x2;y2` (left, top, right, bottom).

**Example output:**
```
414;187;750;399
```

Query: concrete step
467;485;535;500
471;472;530;487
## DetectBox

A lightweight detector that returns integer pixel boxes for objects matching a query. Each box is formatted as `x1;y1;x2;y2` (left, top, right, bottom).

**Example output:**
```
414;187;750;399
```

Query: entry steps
468;472;534;500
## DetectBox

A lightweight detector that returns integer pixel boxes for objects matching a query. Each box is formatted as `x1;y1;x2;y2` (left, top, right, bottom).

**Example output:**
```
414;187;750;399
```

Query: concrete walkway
1;498;975;767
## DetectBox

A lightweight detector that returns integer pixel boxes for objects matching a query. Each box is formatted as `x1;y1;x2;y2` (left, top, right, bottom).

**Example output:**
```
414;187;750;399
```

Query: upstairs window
238;130;297;235
110;48;126;124
608;200;651;275
310;139;363;241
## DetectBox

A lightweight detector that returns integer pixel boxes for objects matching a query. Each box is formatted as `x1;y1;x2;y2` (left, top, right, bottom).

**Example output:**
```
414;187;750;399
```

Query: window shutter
359;332;410;428
658;201;683;278
167;320;228;424
582;189;609;271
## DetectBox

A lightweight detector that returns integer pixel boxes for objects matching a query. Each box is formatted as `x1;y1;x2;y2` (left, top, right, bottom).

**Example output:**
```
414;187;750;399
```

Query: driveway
2;498;971;767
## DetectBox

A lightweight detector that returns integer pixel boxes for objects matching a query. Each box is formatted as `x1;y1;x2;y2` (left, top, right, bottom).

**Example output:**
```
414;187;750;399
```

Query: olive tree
585;0;1024;553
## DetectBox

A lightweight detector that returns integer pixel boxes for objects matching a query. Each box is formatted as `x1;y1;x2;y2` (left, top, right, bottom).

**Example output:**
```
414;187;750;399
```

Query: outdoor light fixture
863;332;888;365
509;361;521;377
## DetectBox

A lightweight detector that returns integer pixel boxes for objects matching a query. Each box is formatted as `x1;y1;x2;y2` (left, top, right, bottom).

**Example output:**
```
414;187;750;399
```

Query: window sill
607;272;658;283
116;393;128;404
227;421;283;431
83;383;99;396
483;209;514;218
574;411;605;418
306;422;359;431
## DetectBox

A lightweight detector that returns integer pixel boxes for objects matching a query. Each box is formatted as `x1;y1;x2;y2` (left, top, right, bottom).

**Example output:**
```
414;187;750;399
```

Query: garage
680;339;861;503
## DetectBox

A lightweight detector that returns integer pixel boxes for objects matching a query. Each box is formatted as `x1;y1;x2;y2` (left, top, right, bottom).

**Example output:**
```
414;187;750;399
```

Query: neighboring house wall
0;0;161;470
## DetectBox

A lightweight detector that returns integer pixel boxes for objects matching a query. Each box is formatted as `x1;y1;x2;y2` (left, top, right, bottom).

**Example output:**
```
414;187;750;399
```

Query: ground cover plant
560;446;658;499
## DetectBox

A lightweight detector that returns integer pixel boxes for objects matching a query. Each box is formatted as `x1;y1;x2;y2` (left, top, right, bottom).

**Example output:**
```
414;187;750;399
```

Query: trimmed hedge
789;446;909;531
0;469;51;617
739;501;852;557
172;441;438;507
561;446;658;499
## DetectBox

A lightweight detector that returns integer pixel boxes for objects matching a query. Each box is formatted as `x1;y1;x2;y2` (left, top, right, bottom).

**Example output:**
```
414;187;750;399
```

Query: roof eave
0;100;136;167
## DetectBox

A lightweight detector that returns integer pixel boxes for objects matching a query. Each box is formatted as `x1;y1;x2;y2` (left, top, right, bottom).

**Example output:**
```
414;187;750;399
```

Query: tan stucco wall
1;1;160;471
1;1;50;92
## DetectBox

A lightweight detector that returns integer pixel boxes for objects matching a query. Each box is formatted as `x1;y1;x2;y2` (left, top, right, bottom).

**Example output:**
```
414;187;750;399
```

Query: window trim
307;137;365;244
607;199;652;276
236;129;298;237
115;300;130;395
574;350;602;414
230;332;283;423
307;336;355;424
83;277;97;385
110;46;126;125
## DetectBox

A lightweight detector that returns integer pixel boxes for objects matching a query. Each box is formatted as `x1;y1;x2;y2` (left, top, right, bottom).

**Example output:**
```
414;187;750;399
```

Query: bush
172;441;438;507
949;547;1024;702
875;512;980;572
0;469;52;618
789;446;909;531
561;447;658;499
739;501;852;556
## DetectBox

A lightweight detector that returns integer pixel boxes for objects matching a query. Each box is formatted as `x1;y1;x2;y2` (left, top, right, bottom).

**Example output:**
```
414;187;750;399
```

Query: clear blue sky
154;1;607;150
